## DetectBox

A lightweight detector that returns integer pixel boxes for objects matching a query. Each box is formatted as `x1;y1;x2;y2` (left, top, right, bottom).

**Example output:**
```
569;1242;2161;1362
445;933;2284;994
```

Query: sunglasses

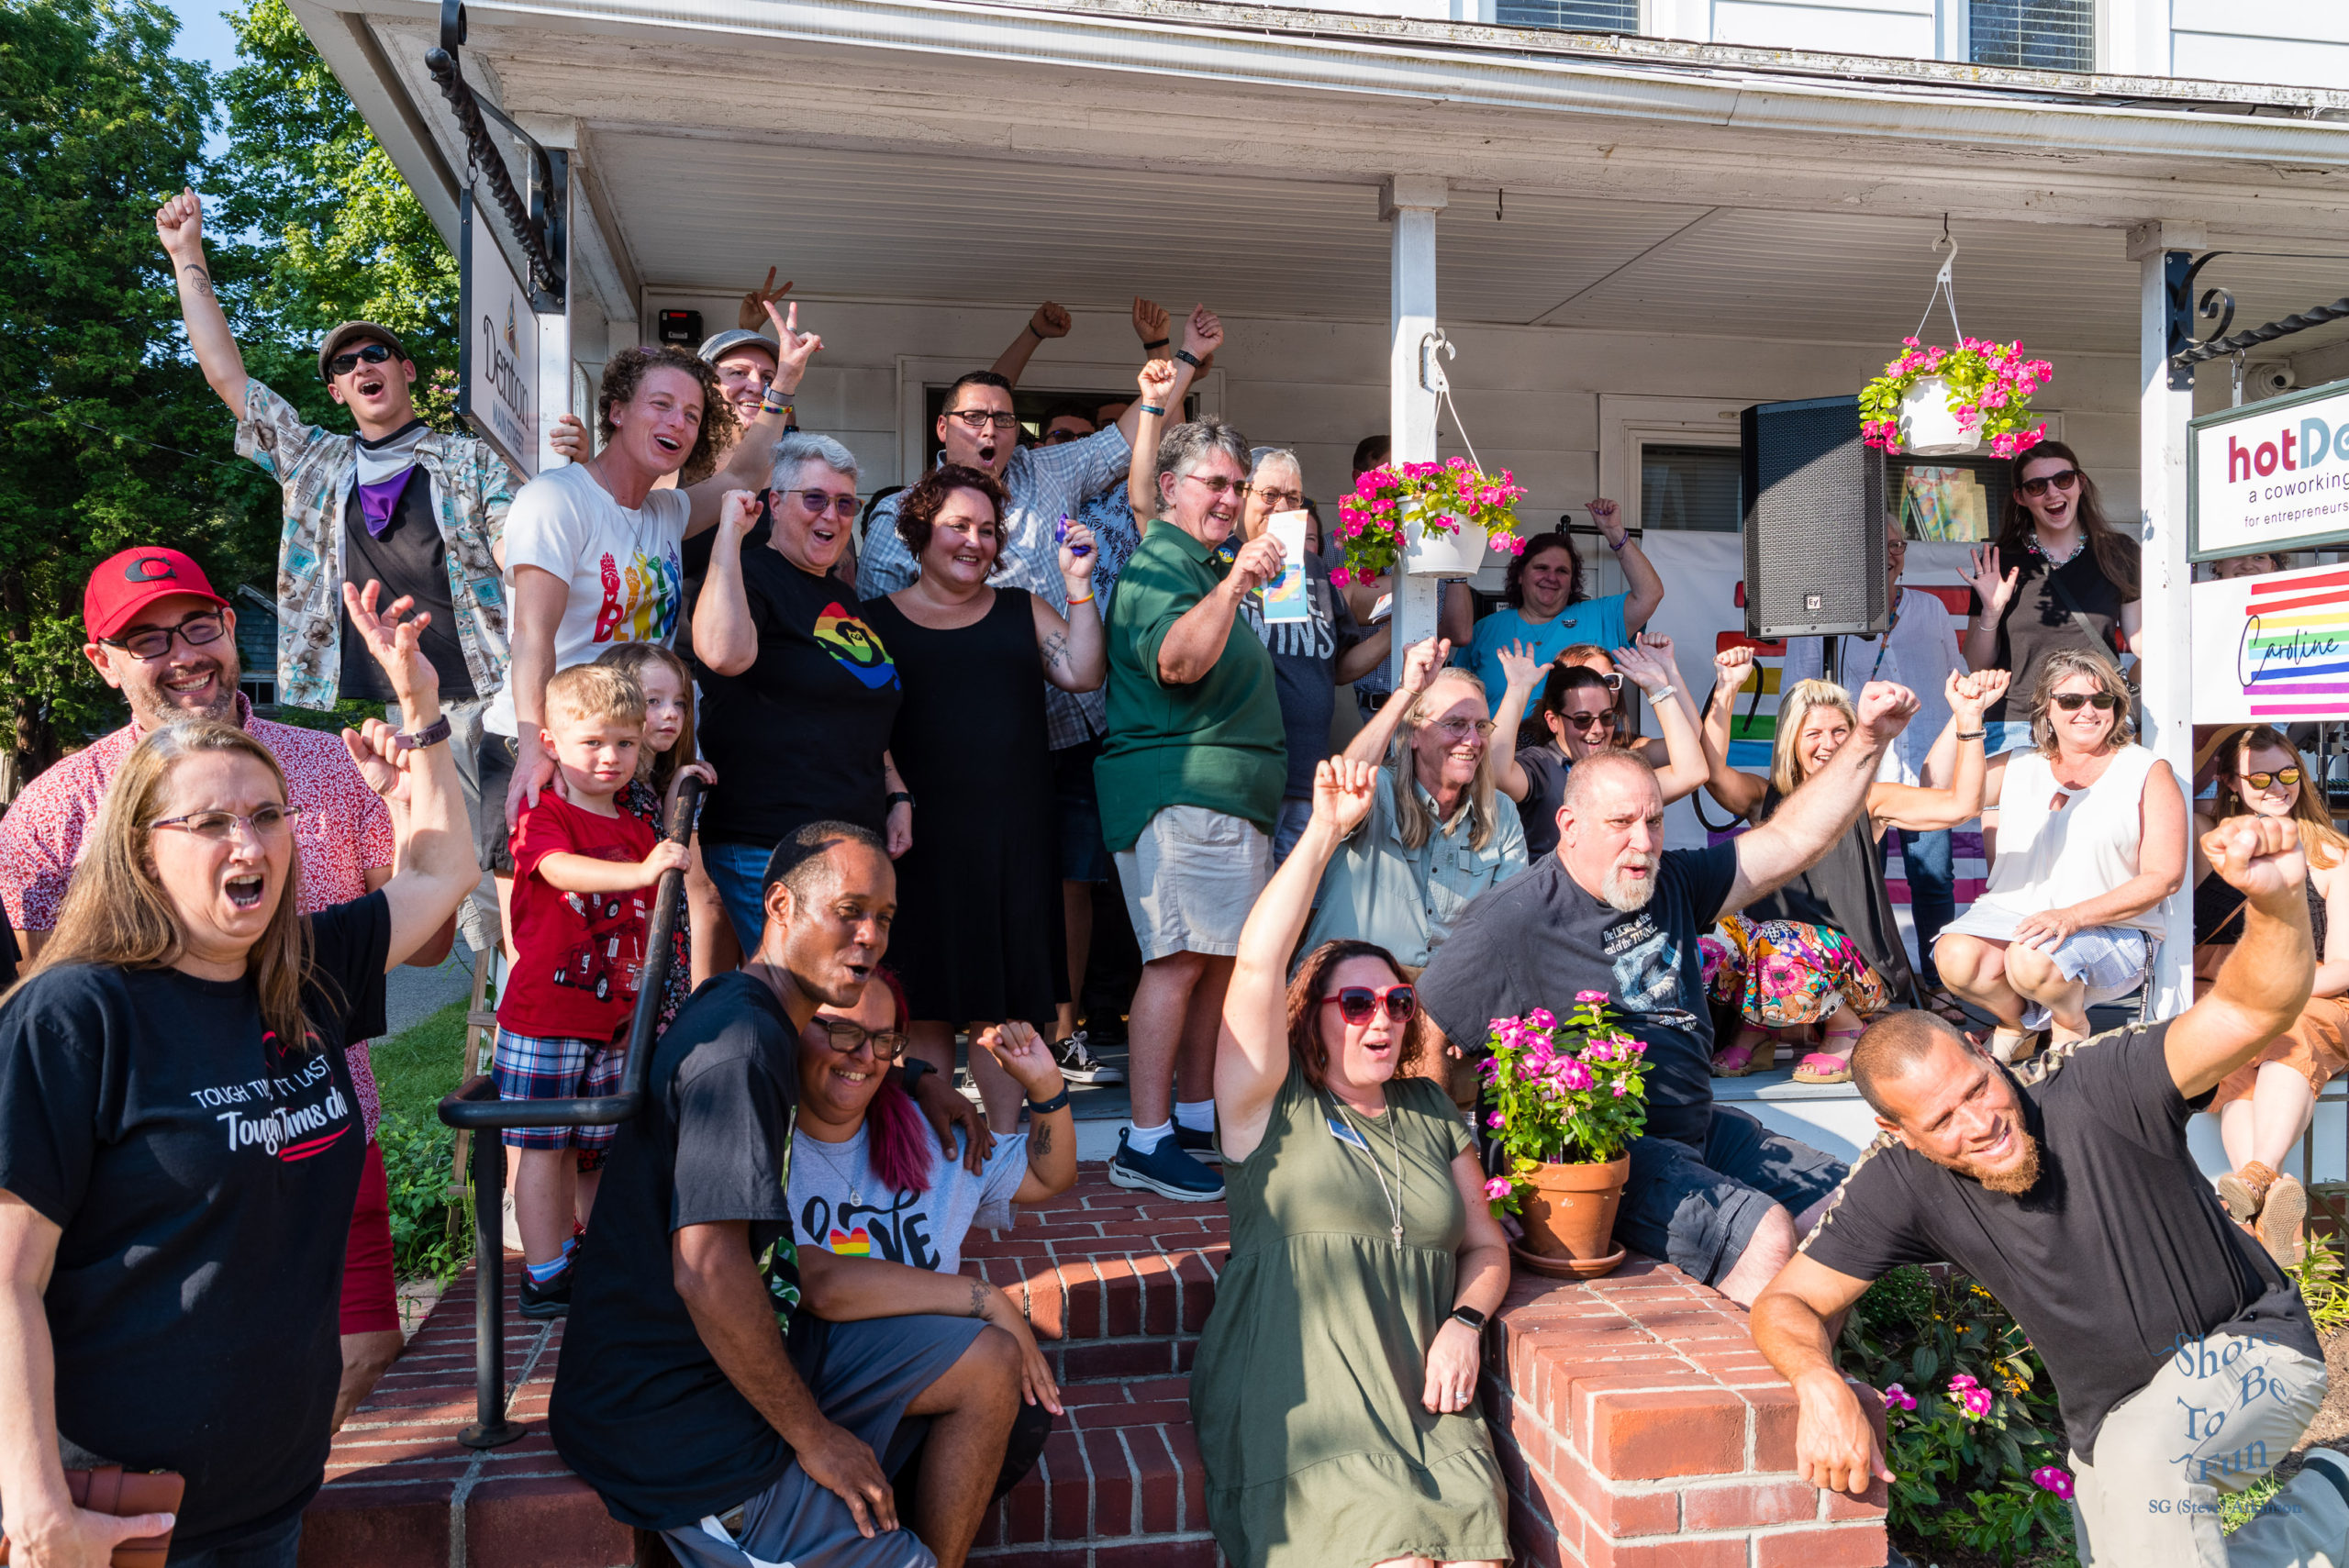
2238;767;2302;791
1559;709;1620;730
785;489;861;517
1039;428;1086;445
2050;692;2121;713
102;610;228;662
2020;468;2081;498
816;1018;909;1060
1320;984;1417;1026
327;342;398;378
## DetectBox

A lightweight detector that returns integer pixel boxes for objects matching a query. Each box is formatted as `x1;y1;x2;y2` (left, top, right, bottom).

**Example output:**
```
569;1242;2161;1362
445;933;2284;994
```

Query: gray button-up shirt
1301;766;1529;970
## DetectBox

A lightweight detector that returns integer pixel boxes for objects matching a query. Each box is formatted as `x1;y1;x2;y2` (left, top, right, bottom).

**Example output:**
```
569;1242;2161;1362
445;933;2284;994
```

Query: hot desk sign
458;185;540;480
2189;378;2349;562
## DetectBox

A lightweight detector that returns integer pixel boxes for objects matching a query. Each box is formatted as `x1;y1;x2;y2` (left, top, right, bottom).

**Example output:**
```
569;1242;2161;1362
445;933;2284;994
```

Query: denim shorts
1052;739;1111;884
1613;1106;1848;1288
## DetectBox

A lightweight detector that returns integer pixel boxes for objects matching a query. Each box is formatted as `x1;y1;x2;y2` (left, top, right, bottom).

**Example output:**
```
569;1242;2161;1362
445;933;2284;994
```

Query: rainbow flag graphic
828;1226;873;1256
2237;568;2349;716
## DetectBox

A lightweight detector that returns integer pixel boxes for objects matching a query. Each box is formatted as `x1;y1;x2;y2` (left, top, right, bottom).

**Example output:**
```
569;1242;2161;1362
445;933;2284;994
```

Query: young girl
595;642;715;1034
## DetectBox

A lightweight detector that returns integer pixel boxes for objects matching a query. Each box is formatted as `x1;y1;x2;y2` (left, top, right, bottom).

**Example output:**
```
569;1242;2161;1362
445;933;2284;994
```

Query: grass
371;987;482;1284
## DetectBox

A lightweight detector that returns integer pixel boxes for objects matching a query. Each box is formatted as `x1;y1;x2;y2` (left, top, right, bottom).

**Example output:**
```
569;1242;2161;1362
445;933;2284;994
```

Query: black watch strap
1450;1304;1487;1331
885;789;915;809
1025;1084;1072;1116
897;1058;934;1089
1174;348;1203;369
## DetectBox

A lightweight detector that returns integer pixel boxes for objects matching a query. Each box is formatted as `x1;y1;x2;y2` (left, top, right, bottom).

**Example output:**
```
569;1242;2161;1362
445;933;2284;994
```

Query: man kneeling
1754;814;2347;1565
551;821;1020;1568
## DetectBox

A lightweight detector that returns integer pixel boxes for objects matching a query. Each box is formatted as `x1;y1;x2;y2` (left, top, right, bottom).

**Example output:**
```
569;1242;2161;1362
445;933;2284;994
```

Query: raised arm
1700;645;1769;819
1721;681;1917;918
2168;816;2317;1097
974;1023;1077;1203
1344;636;1446;766
1590;501;1664;632
691;491;763;678
1113;306;1219;451
1751;1252;1890;1498
1126;359;1178;521
1218;760;1379;1161
1613;635;1708;805
1957;545;2019;673
684;301;823;532
154;188;248;415
338;582;478;969
1034;521;1106;692
1866;670;2006;833
988;302;1072;386
1487;641;1544;801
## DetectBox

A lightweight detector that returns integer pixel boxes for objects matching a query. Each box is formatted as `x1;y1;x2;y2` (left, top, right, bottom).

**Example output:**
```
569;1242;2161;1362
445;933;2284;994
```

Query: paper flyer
1261;510;1311;623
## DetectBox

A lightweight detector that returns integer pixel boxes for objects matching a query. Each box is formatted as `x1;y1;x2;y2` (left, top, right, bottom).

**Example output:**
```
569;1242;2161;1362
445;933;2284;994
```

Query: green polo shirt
1096;524;1286;851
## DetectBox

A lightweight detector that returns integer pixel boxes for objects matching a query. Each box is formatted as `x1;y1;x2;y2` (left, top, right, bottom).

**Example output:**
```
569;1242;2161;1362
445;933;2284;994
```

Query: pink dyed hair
861;968;937;1195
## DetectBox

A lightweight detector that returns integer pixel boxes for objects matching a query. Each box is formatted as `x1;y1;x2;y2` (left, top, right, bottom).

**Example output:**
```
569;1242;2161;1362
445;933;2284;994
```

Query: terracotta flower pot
1517;1152;1631;1262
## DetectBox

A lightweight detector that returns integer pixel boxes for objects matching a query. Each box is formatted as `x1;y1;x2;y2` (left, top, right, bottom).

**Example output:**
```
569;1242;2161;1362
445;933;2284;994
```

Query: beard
1599;854;1659;913
1919;1129;2044;1195
130;659;239;730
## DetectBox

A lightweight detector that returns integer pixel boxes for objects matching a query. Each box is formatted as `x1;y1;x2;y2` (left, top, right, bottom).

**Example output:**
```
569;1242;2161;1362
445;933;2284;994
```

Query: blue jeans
1886;827;1955;987
170;1514;302;1568
702;840;774;957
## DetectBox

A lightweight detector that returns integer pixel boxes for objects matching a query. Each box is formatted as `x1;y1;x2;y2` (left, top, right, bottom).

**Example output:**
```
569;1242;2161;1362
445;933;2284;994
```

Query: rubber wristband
394;715;452;751
1144;338;1170;350
1607;534;1627;551
1140;404;1167;416
761;390;795;415
1649;685;1676;706
1026;1085;1072;1116
1025;323;1042;341
1066;592;1095;605
1174;349;1202;369
1957;728;1987;741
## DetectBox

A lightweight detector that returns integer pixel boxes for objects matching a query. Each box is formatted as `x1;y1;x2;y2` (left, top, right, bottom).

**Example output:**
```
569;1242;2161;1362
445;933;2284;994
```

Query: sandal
1710;1029;1774;1077
1988;1027;2040;1065
1791;1030;1861;1085
1922;986;1970;1025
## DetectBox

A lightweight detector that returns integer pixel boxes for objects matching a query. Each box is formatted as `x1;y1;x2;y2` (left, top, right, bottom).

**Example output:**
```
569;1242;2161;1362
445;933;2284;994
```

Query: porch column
1382;174;1447;687
2129;219;2201;1018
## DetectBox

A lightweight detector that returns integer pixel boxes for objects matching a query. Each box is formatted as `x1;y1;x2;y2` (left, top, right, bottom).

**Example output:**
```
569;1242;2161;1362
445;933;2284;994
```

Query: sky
161;0;241;77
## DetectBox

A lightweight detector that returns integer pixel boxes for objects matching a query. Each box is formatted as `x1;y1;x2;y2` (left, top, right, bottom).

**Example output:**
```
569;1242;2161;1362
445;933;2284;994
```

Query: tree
0;0;258;780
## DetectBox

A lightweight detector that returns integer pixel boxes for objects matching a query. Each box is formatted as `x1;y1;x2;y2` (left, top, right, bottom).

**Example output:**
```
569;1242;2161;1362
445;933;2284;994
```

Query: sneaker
1175;1123;1221;1164
518;1263;572;1319
1052;1029;1125;1085
2259;1173;2309;1270
1108;1129;1224;1202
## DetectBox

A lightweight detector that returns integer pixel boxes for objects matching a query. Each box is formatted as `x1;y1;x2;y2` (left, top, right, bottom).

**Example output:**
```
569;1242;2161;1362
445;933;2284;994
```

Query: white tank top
1976;744;2167;935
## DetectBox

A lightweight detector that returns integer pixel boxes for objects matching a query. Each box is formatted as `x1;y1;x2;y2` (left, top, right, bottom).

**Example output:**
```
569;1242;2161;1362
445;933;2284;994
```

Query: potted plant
1479;992;1650;1278
1332;457;1527;585
1858;337;2054;459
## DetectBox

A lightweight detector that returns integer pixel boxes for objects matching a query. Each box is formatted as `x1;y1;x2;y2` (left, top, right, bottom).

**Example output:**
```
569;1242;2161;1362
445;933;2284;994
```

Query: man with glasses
1784;521;1967;1014
0;549;443;1432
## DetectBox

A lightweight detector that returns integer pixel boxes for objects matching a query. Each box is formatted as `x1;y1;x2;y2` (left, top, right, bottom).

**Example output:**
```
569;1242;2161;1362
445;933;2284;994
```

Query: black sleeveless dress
1744;784;1920;1007
861;589;1066;1028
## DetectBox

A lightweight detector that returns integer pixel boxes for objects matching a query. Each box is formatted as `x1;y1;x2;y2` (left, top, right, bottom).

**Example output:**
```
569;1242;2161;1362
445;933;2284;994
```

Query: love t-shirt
789;1124;1030;1277
0;894;389;1552
486;462;690;737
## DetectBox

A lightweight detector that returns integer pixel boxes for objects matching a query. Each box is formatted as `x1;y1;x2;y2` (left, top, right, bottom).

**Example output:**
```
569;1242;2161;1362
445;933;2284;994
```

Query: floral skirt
1700;915;1894;1032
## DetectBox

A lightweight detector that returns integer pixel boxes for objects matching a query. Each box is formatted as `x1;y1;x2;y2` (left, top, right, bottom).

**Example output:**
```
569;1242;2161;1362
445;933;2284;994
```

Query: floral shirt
0;696;399;1137
237;378;517;708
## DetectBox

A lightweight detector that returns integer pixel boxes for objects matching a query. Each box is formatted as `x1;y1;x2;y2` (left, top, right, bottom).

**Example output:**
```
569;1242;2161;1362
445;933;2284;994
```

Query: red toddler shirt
499;792;658;1041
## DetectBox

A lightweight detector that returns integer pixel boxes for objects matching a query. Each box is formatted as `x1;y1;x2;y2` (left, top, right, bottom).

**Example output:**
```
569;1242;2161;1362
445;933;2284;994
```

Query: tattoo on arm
1041;631;1070;672
1031;1120;1052;1156
968;1280;990;1319
181;263;214;299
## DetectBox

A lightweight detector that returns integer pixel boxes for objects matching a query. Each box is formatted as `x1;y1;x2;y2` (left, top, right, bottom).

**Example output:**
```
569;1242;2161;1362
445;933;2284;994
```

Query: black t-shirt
0;895;389;1552
1800;1022;2319;1461
1415;847;1739;1150
550;972;806;1530
694;546;902;849
1513;744;1572;861
340;461;479;705
1967;541;2136;726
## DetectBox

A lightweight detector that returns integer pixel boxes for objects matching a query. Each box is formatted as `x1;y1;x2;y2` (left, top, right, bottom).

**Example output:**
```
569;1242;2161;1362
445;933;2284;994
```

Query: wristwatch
1026;1084;1072;1116
1449;1305;1488;1331
898;1057;934;1090
885;790;916;810
393;715;452;751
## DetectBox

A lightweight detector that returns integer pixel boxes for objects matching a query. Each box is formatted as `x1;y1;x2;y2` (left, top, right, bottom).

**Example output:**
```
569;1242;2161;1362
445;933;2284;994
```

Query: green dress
1190;1062;1509;1568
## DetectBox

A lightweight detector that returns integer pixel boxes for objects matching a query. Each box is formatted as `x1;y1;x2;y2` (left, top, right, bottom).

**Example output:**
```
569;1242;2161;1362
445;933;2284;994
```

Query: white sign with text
2190;379;2349;561
461;190;540;480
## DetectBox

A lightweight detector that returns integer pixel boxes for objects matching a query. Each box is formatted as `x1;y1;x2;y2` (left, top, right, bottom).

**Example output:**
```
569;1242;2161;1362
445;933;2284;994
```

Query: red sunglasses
1320;984;1417;1026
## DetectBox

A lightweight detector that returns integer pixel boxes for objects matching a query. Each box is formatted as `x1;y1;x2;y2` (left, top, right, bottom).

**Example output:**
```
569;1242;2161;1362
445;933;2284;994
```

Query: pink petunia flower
1483;1176;1513;1202
2031;1466;2075;1500
1575;991;1608;1004
1881;1384;1918;1413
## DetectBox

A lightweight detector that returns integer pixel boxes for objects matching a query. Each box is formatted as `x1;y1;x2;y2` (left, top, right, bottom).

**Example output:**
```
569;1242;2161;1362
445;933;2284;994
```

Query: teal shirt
1459;594;1628;695
1096;525;1286;851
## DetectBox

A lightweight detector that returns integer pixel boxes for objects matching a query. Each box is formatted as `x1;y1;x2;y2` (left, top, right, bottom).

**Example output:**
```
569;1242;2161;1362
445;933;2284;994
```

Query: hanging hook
1420;328;1455;395
1914;217;1965;345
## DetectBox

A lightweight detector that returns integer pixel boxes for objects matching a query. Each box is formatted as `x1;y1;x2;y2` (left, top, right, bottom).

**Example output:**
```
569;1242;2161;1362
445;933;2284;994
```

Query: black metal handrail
437;775;703;1448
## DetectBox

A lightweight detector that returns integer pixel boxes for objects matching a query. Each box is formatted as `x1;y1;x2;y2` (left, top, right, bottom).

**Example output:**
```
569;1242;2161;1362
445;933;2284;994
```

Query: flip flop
1710;1033;1771;1077
1790;1051;1854;1085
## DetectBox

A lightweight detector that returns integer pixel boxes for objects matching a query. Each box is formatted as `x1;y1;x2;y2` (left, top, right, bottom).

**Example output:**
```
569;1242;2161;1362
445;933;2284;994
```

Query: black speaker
1740;395;1888;639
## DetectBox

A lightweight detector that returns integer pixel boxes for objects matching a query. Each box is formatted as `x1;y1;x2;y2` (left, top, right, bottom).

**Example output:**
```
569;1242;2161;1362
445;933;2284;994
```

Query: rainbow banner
2190;561;2349;723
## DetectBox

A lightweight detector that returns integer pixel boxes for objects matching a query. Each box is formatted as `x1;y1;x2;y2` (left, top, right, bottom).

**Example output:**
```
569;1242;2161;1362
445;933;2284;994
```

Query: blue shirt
1459;594;1628;695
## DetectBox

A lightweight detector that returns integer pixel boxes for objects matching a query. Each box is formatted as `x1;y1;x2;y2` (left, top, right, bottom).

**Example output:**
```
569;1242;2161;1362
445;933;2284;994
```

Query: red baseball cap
84;548;230;643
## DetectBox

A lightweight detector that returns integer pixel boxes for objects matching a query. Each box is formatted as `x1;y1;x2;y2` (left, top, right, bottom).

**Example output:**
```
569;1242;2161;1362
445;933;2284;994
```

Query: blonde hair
1769;679;1859;797
1390;669;1503;853
2029;648;2135;757
2213;725;2346;872
544;662;647;731
10;722;317;1051
595;642;695;797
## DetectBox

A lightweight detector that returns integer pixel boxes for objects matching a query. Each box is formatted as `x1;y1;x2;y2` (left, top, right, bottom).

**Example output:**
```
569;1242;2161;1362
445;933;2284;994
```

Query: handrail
436;774;702;1447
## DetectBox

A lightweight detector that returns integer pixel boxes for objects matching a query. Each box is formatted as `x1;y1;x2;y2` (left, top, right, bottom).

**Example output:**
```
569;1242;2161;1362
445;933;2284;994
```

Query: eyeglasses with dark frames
2239;767;2302;791
817;1018;910;1060
2050;691;2120;713
101;610;228;662
2020;468;2082;498
1559;708;1620;730
327;342;398;377
1249;485;1306;510
1319;984;1417;1026
945;409;1022;432
150;804;303;842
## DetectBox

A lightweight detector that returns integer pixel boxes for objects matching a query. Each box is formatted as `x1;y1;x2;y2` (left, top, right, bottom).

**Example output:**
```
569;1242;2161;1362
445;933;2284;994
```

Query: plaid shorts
493;1027;625;1151
2020;925;2150;1029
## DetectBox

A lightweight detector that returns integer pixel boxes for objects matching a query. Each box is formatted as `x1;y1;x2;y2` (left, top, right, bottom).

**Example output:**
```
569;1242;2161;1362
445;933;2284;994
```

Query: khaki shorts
1114;805;1272;962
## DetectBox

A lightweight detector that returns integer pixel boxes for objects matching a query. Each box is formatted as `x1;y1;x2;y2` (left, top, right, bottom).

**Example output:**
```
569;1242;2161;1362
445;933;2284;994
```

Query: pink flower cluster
1947;1373;1995;1419
1482;1175;1513;1202
2030;1464;2075;1500
1330;457;1527;587
1880;1383;1919;1414
1859;334;2054;458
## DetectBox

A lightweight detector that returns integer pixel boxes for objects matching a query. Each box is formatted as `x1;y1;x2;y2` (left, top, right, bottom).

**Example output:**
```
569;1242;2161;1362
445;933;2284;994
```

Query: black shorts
464;728;518;875
1613;1106;1847;1288
1052;738;1110;885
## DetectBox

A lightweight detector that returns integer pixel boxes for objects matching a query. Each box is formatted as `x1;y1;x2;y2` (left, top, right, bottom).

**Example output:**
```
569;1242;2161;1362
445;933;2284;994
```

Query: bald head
1852;1008;2042;1194
1559;748;1655;817
1851;1009;1972;1118
1557;751;1664;912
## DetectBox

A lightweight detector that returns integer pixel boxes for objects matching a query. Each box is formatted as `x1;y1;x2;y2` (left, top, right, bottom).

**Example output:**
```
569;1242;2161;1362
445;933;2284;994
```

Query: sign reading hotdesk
2190;379;2349;562
2189;559;2349;724
459;186;540;480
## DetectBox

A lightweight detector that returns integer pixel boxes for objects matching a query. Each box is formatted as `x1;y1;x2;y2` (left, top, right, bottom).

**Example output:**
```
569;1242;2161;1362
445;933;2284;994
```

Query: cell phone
1056;514;1090;557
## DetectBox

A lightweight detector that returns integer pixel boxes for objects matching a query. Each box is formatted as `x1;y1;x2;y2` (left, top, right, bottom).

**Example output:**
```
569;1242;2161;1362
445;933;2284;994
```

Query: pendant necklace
805;1129;867;1208
1332;1091;1408;1252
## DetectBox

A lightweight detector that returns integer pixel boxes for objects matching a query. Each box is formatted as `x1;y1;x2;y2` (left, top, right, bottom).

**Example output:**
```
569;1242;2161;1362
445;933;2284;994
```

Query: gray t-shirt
1241;549;1363;799
787;1124;1030;1276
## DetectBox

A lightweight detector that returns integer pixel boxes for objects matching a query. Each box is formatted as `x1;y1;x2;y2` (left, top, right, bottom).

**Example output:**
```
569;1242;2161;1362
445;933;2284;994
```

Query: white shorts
1114;805;1272;962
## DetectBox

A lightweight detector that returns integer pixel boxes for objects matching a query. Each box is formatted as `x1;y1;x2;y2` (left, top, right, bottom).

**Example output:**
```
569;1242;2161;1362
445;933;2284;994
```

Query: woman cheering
1195;755;1510;1568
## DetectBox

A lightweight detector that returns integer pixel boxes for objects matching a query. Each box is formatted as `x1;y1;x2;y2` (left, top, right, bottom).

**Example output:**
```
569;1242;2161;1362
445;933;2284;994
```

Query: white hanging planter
1898;374;1982;457
1405;515;1486;578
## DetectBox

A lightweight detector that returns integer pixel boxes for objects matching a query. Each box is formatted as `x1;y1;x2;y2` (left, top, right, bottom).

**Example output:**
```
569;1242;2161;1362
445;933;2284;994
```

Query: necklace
801;1128;869;1209
1329;1091;1407;1252
2027;528;2085;567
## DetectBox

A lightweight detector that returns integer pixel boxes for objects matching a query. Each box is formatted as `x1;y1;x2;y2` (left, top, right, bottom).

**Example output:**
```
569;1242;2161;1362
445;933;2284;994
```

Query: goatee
1974;1134;2043;1195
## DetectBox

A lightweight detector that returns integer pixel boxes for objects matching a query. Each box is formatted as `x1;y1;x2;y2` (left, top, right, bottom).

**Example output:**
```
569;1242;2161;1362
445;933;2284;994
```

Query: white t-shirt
788;1124;1030;1277
484;463;692;736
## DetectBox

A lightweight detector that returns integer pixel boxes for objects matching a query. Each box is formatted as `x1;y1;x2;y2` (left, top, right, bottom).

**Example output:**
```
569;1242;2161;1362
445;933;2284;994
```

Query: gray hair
770;431;859;493
1156;417;1252;511
1250;447;1302;482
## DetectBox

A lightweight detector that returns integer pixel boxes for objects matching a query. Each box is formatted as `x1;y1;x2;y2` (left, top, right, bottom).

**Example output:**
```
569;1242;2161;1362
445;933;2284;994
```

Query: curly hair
597;346;737;486
895;464;1011;574
1503;530;1586;612
1284;940;1425;1091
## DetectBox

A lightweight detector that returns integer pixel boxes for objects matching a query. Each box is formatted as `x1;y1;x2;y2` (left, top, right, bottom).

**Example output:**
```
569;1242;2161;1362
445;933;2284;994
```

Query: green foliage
2285;1225;2349;1337
369;992;476;1283
1844;1267;2076;1564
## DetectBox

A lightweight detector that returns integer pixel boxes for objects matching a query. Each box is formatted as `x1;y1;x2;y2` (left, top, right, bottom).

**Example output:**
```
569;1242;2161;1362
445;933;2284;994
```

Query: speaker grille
1742;396;1889;639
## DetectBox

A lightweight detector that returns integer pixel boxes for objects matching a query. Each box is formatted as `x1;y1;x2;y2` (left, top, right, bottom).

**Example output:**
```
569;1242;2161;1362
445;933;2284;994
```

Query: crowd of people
0;183;2339;1568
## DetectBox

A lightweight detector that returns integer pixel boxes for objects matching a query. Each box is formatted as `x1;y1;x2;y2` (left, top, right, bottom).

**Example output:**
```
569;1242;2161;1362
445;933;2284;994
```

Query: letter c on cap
125;556;178;584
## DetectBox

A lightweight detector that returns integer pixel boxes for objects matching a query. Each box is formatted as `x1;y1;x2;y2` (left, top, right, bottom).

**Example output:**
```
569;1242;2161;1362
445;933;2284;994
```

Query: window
1969;0;2093;72
1497;0;1640;33
1640;443;1741;532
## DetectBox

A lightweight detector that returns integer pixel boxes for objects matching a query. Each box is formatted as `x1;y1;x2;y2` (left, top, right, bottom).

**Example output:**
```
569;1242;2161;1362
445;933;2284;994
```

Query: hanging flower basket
1860;338;2054;460
1479;993;1650;1274
1333;458;1526;586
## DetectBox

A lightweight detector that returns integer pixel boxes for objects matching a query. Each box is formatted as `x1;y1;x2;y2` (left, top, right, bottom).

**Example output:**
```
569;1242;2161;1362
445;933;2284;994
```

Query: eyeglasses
327;342;397;377
1182;473;1249;498
1559;709;1620;730
1429;717;1497;740
787;489;861;517
1588;672;1624;692
2240;767;2303;791
2020;468;2082;498
1250;486;1305;510
944;409;1021;432
2050;692;2121;713
1320;984;1417;1026
102;610;228;662
150;804;303;841
817;1018;910;1060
